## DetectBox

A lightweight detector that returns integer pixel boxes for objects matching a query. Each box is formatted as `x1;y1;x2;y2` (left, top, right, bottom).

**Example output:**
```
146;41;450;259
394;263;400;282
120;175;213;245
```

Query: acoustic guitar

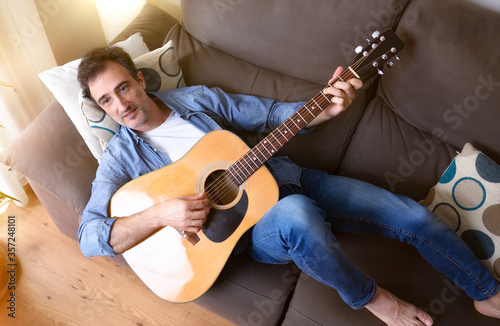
109;29;405;303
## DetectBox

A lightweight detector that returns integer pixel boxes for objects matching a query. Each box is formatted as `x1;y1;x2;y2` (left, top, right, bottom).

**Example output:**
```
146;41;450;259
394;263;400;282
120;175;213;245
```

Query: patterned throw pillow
79;40;186;161
421;143;500;280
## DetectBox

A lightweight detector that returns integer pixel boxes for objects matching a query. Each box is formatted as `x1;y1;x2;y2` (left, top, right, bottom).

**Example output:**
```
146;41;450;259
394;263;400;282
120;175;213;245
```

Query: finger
179;193;206;201
328;66;344;85
330;79;358;100
348;77;363;90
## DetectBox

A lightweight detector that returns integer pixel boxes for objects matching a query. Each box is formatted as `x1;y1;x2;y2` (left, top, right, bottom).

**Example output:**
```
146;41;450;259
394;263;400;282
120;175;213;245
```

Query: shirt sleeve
206;87;307;133
78;153;130;257
159;86;307;133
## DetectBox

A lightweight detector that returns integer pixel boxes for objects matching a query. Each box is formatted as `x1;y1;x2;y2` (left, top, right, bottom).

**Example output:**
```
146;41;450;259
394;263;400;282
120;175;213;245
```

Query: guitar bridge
179;230;200;245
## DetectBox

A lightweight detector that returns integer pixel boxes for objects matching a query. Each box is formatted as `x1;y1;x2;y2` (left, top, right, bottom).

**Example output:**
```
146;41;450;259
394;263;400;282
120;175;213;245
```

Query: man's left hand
307;66;363;128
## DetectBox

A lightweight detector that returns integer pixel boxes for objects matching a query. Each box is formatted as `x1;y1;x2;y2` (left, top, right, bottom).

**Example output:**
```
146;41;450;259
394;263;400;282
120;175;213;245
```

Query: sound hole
204;169;239;206
202;169;248;243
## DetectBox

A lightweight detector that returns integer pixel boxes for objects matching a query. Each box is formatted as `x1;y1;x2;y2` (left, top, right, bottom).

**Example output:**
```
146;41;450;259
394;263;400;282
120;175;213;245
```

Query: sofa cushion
196;252;300;325
421;143;500;280
338;0;500;198
281;232;500;326
1;101;98;233
338;95;458;199
379;0;500;162
181;0;411;85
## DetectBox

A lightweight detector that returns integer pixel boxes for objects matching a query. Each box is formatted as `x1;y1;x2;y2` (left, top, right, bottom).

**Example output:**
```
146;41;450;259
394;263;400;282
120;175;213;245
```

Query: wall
148;0;181;20
36;0;107;65
39;0;181;66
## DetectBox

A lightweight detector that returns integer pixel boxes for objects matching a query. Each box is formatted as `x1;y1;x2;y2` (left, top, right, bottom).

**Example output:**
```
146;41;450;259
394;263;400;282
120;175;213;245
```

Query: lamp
95;0;147;43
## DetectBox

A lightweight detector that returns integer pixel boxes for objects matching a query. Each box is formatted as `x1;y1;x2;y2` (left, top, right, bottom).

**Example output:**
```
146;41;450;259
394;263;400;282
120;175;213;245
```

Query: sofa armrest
1;100;98;239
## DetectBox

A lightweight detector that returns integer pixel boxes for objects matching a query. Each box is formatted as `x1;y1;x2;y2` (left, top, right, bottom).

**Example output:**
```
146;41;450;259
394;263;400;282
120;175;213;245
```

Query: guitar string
202;68;364;203
202;68;374;203
202;47;386;203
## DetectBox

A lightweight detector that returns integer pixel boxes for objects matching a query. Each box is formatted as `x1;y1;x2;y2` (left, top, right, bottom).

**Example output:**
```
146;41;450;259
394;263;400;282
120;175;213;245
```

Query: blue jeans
246;168;499;309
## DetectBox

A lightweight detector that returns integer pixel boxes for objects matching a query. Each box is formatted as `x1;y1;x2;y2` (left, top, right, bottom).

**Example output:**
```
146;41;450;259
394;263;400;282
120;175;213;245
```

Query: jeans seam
330;214;496;300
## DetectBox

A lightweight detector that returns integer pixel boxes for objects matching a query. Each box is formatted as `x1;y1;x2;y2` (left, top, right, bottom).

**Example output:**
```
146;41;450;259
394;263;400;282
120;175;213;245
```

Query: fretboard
226;68;357;186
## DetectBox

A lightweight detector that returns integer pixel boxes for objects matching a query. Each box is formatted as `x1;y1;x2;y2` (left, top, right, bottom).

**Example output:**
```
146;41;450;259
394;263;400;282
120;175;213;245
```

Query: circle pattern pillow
421;143;500;280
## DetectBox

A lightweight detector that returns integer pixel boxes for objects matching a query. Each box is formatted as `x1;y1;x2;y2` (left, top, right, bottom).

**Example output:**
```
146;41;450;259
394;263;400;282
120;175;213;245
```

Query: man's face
89;61;151;131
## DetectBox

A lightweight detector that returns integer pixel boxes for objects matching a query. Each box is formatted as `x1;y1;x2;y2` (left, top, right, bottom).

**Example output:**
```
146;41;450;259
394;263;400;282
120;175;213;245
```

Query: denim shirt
78;85;305;257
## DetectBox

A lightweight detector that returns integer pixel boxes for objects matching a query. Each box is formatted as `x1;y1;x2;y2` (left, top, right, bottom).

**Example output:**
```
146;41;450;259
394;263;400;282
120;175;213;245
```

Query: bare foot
475;290;500;319
365;287;433;326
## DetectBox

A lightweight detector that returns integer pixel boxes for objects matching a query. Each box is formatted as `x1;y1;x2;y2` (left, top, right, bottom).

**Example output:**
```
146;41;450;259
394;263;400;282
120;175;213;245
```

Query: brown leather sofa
3;0;500;325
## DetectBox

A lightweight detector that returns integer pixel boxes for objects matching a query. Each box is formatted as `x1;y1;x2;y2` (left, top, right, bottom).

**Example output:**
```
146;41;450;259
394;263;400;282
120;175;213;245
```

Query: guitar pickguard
202;190;249;243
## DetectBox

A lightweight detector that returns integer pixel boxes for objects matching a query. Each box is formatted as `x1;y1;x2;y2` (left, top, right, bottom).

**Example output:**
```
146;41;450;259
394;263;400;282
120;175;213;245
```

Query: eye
101;98;111;106
120;85;128;92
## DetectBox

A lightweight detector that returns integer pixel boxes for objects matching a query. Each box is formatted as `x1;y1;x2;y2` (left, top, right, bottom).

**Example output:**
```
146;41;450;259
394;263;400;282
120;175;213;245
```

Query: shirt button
154;148;158;152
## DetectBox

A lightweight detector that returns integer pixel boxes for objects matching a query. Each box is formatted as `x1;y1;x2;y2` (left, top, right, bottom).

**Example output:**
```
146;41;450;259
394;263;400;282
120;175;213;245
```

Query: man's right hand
155;193;211;233
109;193;211;254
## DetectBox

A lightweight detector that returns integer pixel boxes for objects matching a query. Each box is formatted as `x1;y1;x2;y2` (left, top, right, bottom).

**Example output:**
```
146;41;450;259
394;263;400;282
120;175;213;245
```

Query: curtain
0;0;58;206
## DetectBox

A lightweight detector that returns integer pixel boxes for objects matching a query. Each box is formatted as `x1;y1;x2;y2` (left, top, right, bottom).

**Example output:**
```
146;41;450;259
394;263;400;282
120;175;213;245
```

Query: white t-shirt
138;111;206;162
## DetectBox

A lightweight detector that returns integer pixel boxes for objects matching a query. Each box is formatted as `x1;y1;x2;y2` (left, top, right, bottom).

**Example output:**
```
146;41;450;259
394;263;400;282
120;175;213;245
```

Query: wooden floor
0;186;235;326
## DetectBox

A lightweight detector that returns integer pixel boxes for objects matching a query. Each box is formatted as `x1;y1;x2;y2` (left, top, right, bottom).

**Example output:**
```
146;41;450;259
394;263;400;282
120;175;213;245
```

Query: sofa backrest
380;0;500;162
181;0;411;85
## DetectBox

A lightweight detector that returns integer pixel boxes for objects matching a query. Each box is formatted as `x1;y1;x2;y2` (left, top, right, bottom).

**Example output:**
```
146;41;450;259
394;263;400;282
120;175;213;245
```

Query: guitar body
108;28;405;304
109;130;279;303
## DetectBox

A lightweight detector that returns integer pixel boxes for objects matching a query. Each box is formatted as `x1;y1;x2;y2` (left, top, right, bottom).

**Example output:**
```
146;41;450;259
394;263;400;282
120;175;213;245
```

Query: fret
232;162;247;184
239;156;251;175
269;133;282;147
243;152;259;171
277;126;291;141
261;139;274;156
248;149;263;166
303;103;315;118
283;122;295;136
320;90;331;103
311;98;321;111
290;114;301;129
295;111;307;126
226;166;243;185
253;146;266;164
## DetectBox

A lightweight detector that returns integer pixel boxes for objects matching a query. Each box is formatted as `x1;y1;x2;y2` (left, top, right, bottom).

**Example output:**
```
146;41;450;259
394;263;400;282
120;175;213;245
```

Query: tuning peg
387;61;394;68
365;38;371;45
377;69;384;75
395;55;401;61
355;45;363;54
372;31;380;39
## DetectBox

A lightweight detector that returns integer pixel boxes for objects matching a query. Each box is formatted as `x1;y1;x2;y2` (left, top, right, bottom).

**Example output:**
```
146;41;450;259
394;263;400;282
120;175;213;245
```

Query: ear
137;70;146;90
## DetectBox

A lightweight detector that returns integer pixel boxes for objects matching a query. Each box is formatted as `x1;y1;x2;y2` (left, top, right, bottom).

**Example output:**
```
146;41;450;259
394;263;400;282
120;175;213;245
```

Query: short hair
77;46;139;100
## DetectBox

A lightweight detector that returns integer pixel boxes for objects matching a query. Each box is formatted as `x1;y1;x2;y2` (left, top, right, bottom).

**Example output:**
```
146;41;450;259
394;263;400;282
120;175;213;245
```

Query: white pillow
78;40;186;161
38;32;150;158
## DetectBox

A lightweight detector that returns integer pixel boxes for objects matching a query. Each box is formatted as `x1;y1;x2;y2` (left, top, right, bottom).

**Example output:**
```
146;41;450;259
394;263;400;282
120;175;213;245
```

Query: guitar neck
224;28;406;186
227;68;358;186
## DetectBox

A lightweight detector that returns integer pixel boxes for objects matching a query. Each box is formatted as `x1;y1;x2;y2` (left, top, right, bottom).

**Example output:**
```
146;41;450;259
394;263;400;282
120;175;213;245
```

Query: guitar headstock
351;29;405;77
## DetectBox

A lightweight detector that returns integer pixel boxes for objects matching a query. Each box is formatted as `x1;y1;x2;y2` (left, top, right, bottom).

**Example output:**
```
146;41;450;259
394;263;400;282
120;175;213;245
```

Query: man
77;46;500;326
